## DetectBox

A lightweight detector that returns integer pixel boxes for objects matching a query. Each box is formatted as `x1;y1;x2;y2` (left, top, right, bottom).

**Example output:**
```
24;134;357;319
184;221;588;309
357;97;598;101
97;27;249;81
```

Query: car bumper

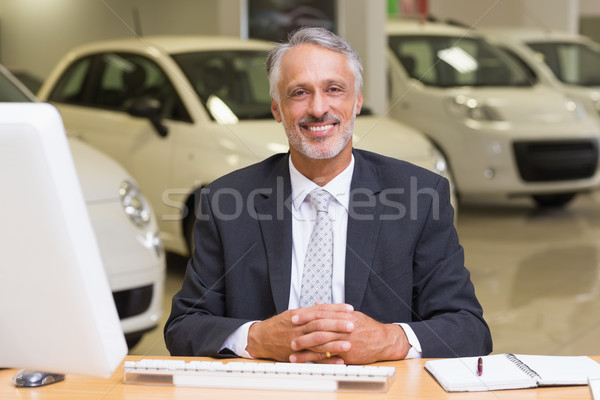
87;200;166;335
447;120;600;198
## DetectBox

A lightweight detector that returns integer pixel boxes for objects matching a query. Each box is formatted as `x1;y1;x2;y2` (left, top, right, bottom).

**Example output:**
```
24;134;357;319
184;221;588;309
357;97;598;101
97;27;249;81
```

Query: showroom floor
130;191;600;358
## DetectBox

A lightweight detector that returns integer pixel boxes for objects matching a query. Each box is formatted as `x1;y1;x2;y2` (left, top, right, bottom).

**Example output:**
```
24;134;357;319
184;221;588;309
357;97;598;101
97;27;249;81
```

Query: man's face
271;44;363;161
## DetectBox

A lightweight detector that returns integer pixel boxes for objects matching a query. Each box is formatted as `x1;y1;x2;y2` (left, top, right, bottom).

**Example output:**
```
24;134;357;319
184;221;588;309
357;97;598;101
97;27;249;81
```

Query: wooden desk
0;356;597;400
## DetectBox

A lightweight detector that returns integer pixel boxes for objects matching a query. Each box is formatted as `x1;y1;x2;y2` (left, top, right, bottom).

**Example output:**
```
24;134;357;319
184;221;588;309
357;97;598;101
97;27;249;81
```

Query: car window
94;53;190;121
527;41;600;86
47;56;92;103
172;50;272;120
496;46;539;83
0;70;33;102
9;70;43;94
49;53;191;122
389;35;533;87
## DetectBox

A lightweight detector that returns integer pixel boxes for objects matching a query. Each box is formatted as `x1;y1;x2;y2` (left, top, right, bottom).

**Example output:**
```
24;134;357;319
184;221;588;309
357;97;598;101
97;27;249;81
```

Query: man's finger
300;318;355;336
291;303;354;325
289;350;346;364
291;332;352;352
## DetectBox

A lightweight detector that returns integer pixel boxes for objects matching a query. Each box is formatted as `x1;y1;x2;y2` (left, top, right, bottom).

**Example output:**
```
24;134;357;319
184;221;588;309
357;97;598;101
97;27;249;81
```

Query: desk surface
1;356;597;400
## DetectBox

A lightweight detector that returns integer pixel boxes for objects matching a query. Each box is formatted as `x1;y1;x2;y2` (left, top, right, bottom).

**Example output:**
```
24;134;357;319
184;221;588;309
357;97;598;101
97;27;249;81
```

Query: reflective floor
130;191;600;357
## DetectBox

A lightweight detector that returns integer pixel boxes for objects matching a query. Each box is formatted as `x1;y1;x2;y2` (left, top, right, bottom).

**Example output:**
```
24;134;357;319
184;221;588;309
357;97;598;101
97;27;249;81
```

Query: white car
387;20;600;207
0;64;165;349
482;28;600;120
38;36;454;256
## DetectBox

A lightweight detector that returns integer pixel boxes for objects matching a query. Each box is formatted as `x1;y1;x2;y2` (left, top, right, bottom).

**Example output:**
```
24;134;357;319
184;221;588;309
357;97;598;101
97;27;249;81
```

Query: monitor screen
0;103;127;378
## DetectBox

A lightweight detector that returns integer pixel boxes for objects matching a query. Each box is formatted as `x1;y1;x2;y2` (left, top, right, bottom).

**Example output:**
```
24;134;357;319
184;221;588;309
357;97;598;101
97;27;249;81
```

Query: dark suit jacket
165;149;492;358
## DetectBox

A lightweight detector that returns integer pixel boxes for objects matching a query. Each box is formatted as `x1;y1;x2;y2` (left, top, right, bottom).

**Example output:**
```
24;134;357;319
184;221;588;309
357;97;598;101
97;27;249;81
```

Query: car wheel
532;193;576;208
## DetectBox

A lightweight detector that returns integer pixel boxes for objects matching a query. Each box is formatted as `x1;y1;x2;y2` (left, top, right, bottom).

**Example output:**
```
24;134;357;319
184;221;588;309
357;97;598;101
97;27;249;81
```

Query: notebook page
425;354;537;392
515;355;600;386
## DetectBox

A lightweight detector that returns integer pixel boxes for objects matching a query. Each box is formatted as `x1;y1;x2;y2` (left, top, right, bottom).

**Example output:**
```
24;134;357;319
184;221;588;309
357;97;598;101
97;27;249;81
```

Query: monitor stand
12;369;65;387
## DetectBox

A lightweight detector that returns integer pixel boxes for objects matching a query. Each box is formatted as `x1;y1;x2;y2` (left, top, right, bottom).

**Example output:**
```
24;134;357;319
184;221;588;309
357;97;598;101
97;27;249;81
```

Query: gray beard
281;100;357;160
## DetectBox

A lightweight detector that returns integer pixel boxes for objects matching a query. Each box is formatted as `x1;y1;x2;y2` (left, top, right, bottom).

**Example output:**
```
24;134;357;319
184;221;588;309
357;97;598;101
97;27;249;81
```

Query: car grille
513;140;598;182
112;284;153;319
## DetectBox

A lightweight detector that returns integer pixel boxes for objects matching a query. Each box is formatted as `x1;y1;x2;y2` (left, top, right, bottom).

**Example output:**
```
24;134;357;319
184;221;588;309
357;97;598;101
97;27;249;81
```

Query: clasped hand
246;303;410;364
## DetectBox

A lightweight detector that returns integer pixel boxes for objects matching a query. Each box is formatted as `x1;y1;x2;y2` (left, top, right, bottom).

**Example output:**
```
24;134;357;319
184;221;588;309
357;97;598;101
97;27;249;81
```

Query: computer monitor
0;103;127;383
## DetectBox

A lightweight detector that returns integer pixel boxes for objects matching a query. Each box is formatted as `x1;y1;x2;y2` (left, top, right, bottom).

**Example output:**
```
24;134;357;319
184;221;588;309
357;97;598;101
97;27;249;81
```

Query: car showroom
2;0;600;396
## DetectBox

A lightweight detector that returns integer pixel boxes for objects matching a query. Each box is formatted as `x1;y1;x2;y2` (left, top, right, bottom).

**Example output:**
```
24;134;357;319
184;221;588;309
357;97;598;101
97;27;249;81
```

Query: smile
307;124;334;132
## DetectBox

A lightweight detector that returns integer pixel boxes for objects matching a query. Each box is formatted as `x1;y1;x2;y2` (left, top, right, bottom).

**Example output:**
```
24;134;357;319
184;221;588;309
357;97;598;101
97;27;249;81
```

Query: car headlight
594;100;600;116
429;146;457;211
430;146;448;176
446;95;503;121
119;181;151;228
564;97;587;120
590;92;600;117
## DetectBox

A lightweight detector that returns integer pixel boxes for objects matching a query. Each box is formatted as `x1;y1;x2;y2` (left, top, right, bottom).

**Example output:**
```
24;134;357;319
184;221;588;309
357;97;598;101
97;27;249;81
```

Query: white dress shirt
222;155;422;359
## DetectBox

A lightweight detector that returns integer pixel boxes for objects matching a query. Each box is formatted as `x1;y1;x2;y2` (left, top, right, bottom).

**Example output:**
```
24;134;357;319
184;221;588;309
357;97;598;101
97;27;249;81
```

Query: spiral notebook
425;354;600;392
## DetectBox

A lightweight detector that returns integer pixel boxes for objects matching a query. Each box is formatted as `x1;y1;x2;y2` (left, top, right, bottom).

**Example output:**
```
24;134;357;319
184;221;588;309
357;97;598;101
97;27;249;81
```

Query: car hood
353;115;434;160
68;137;130;203
446;85;586;124
225;115;435;166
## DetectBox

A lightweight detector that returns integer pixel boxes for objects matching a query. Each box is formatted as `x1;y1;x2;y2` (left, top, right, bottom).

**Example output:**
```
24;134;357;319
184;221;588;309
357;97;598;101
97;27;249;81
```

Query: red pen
477;357;483;376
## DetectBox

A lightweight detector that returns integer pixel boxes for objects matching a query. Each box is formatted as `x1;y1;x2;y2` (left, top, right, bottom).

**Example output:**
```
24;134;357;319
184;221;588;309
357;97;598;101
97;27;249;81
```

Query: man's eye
292;90;307;97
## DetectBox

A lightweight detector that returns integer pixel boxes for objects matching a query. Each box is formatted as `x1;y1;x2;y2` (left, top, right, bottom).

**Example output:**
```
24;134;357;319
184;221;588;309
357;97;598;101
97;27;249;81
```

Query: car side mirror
125;97;168;138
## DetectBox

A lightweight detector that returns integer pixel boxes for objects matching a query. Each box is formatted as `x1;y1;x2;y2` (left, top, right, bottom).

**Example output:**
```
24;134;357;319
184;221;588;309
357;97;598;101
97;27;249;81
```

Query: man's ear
271;99;282;123
355;92;364;115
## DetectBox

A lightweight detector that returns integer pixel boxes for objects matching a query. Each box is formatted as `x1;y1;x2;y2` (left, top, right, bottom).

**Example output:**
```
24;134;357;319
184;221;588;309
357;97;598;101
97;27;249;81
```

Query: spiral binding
505;353;542;380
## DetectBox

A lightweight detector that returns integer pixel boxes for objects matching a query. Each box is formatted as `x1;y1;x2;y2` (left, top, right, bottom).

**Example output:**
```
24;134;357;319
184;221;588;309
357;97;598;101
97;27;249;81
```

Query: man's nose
308;92;328;118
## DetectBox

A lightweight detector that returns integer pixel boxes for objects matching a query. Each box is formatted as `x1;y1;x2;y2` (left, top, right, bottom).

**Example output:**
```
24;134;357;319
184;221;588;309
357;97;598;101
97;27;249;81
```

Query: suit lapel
253;151;384;312
255;156;294;314
344;151;384;308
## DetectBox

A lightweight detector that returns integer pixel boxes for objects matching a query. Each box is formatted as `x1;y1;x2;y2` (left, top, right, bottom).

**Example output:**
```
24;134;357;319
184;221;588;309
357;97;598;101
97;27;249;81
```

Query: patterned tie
300;188;333;308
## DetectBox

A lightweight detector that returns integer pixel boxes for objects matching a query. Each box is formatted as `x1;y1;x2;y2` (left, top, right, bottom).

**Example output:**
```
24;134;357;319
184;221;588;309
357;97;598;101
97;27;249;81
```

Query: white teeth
307;124;333;132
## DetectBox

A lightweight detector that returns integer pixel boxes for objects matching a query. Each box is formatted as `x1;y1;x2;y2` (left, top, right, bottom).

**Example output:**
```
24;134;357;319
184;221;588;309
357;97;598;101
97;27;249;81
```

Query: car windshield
0;69;33;102
172;50;273;121
527;41;600;86
389;35;533;87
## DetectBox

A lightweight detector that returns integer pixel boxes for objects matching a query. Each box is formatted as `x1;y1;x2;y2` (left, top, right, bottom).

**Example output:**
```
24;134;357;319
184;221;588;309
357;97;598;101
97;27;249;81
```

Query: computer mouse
12;369;65;387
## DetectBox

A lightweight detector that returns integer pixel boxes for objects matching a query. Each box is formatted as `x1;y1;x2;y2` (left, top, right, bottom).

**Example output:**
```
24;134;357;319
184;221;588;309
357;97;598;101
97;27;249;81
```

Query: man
165;27;492;364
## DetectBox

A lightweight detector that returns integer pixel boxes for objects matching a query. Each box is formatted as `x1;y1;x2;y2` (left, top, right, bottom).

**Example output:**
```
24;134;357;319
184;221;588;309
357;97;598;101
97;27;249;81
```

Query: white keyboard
123;359;396;393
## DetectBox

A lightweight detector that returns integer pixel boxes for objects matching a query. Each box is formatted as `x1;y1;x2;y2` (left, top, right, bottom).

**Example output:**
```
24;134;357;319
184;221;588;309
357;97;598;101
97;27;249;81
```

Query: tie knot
308;188;331;213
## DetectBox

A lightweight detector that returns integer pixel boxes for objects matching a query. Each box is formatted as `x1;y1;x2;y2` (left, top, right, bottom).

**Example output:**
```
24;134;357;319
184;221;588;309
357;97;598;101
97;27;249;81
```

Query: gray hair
266;27;363;103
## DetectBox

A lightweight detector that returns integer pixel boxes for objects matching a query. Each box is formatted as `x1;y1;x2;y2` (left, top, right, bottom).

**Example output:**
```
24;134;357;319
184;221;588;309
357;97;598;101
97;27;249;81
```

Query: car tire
532;193;576;208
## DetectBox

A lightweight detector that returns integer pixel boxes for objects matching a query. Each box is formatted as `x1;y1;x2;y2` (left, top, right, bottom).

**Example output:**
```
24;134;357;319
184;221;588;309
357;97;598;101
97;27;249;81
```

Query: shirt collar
289;154;354;212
